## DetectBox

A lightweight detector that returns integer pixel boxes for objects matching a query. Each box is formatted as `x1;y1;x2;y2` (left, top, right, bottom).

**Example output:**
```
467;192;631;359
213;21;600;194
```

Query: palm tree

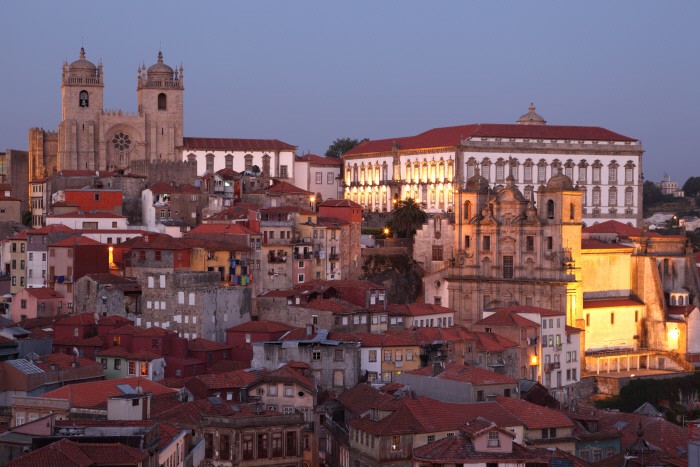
388;198;427;238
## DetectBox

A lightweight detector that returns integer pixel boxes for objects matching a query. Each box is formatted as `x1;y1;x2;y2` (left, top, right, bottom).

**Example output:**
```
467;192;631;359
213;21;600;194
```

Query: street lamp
310;195;316;211
383;227;390;237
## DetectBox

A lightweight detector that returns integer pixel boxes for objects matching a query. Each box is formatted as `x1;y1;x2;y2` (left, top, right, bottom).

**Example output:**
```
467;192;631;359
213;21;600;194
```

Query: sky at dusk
2;1;698;182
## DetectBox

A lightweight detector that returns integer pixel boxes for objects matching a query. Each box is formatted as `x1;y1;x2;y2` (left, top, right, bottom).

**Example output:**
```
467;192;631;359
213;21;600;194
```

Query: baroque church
28;48;184;180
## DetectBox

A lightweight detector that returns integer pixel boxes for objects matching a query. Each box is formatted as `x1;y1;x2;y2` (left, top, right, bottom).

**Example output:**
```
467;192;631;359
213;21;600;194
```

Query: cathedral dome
545;172;575;192
516;103;547;125
68;47;98;78
147;51;174;79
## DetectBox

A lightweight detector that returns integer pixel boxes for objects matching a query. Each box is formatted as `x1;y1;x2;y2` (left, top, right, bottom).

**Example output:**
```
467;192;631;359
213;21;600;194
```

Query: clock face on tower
111;132;133;152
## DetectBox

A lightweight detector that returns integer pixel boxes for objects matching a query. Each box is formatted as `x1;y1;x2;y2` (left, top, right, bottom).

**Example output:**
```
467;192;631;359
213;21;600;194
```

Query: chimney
432;362;444;377
143;235;149;245
305;324;314;336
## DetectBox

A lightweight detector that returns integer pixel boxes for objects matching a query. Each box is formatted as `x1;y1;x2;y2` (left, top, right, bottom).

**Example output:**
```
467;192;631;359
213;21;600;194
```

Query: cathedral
29;48;184;180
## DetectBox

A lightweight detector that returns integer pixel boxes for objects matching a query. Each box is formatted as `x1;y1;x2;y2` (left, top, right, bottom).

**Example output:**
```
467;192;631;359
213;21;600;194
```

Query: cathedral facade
29;48;184;180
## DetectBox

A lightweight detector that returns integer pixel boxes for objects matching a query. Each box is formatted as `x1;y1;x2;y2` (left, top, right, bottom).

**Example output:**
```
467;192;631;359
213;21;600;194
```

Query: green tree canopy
643;180;666;208
387;198;427;238
324;137;368;158
683;176;700;197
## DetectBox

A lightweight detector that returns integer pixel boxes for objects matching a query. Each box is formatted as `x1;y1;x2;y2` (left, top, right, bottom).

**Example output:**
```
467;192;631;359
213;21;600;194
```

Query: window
334;349;344;361
284;384;294;397
327;172;335;184
113;360;121;371
432;245;443;261
395;350;402;361
488;430;500;447
20;299;27;309
625;165;634;183
611;312;615;324
592;186;601;206
384;350;392;361
242;435;254;460
271;433;283;458
609;166;617;183
547;200;555;219
257;433;268;459
316;172;323;184
312;350;321;361
279;165;288;178
538;164;546;182
464;235;471;248
427;435;435;443
140;362;148;376
477;390;484;402
503;255;513;279
286;432;297;456
268;384;278;396
483;235;491;251
625;187;634;206
333;369;345;387
79;90;89;107
157;92;167;110
609;187;617;206
128;361;136;375
391;435;401;451
368;350;377;362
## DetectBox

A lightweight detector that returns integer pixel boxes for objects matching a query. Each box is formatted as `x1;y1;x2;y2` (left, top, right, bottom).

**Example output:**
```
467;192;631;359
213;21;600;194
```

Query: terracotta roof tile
187;223;258;236
407;363;518;386
581;238;636;250
296;154;343;166
187;338;232;352
252;179;312;195
475;310;540;328
344;123;636;156
47;211;125;219
50;236;104;247
182;137;296;151
226;320;296;333
495;396;574;429
40;377;176;408
21;287;64;300
318;199;362;208
191;369;261;390
387;303;455;317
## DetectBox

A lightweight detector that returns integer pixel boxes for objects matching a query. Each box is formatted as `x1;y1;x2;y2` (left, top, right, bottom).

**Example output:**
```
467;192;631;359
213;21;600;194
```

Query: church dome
68;47;97;78
465;168;490;194
516;103;547;125
147;51;174;79
545;172;575;192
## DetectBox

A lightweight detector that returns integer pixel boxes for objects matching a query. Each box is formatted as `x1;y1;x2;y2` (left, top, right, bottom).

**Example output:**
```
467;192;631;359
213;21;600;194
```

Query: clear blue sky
2;1;698;182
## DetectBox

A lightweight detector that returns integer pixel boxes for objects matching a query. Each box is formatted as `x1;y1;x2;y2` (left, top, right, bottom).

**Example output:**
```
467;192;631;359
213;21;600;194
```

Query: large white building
342;105;643;226
180;137;297;180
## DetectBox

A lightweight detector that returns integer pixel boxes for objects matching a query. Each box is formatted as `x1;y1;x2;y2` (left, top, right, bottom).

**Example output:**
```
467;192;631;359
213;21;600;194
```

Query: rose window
111;132;133;152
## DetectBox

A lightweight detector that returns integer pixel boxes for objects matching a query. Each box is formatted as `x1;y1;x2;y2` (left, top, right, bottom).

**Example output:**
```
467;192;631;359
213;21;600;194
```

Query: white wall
182;149;296;179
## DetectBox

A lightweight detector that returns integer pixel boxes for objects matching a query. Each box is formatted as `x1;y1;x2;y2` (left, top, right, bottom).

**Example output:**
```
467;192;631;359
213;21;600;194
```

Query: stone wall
129;160;197;186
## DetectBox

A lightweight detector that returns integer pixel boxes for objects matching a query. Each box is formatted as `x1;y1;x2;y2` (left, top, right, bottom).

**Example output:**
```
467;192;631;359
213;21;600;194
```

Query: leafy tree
387;198;427;238
683;176;700;197
324;137;368;158
643;180;665;208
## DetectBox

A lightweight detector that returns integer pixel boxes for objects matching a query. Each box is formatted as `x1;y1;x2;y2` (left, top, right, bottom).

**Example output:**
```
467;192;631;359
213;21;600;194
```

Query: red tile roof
257;363;316;392
387;303;455;317
350;396;522;436
190;369;261;390
47;211;125;219
109;324;175;337
187;338;232;352
26;224;76;234
125;233;189;250
318;198;362;208
187;223;258;236
565;325;583;334
96;346;162;361
475;310;540;328
21;287;64;300
495;396;574;429
182;137;296;151
336;383;393;416
253;179;312;195
40;377;176;408
583;220;650;237
56;170;100;177
261;205;316;216
33;353;102;371
407;363;518;386
148;182;202;195
344;123;637;156
583;297;643;309
50;236;104;247
296;154;343;166
56;312;101;326
581;238;635;250
226;320;296;333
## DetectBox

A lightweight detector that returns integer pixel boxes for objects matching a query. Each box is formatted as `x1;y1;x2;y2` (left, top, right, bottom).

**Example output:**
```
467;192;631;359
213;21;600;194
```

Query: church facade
342;105;644;227
29;48;184;180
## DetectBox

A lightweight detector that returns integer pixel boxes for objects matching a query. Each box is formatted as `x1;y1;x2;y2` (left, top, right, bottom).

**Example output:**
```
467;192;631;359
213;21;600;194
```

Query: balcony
264;238;292;246
329;253;340;261
268;254;287;263
294;252;314;260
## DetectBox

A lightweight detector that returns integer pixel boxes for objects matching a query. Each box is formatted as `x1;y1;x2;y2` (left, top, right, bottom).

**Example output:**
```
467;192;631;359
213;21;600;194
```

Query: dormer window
487;430;500;447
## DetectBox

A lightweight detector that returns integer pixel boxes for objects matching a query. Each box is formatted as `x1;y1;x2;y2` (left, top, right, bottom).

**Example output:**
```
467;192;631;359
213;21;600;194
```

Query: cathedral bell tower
137;51;184;162
59;47;104;171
